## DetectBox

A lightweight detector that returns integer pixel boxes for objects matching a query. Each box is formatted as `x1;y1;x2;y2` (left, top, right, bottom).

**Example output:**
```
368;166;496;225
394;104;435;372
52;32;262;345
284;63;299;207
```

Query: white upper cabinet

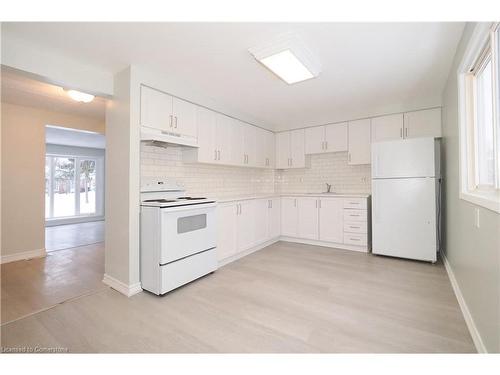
305;123;348;155
140;85;197;140
172;97;197;138
264;130;275;168
290;129;306;168
195;106;217;163
324;122;348;152
404;108;441;139
348;119;371;165
255;128;275;168
140;85;173;132
305;126;325;154
217;114;235;165
276;132;291;169
371;114;404;142
242;123;256;167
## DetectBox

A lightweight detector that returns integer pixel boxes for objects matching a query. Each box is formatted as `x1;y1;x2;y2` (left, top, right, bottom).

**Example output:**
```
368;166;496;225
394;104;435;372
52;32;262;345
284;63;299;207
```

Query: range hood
140;126;198;148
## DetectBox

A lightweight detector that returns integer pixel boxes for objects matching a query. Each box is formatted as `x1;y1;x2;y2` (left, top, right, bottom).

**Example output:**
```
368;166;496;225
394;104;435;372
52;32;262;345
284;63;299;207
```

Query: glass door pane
45;157;51;218
79;159;97;215
53;157;76;217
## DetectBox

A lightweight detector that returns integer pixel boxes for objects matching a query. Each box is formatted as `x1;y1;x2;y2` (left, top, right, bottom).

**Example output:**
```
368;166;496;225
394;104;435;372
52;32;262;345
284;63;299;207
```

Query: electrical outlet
475;208;480;228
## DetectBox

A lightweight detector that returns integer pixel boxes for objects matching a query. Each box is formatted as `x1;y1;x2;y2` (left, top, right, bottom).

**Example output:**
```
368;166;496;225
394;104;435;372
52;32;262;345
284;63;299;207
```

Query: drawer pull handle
350;238;360;241
350;226;360;229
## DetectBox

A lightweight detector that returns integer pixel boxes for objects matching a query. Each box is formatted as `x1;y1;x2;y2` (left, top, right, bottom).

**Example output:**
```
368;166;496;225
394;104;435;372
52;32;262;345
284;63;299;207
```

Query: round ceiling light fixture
67;89;95;103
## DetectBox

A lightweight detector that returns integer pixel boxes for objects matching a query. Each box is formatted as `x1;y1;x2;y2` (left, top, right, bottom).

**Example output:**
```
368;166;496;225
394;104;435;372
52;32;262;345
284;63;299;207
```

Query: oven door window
177;214;207;234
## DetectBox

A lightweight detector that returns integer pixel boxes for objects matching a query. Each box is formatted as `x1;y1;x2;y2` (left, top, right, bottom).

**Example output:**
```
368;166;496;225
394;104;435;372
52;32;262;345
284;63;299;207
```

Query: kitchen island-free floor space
1;241;475;353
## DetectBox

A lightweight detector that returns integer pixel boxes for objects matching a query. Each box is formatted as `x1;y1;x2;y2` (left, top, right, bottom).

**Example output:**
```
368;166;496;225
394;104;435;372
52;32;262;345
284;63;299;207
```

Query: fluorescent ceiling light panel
67;89;95;103
249;33;321;84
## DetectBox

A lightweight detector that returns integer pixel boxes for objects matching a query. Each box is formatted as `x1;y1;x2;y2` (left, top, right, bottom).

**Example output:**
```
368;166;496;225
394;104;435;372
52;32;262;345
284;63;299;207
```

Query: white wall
441;23;500;353
0;102;105;262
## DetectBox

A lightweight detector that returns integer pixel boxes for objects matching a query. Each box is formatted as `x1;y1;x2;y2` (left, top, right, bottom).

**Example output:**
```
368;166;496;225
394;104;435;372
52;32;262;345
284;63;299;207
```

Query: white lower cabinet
297;197;319;239
281;195;370;252
281;197;298;237
217;197;281;263
318;198;344;243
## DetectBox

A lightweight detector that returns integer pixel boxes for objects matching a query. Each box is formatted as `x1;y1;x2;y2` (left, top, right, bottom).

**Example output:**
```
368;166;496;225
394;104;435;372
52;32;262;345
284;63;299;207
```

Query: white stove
140;180;218;295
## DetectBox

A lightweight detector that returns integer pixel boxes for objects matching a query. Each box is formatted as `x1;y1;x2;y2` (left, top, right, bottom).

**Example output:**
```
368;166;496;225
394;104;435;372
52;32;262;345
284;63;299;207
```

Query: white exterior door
305;126;325;154
216;204;238;260
348;119;371;165
290;129;305;168
318;198;344;243
371;114;404;142
297;197;319;239
276;132;290;169
237;200;255;251
172;97;197;138
268;198;281;238
140;85;173;132
404;108;442;138
372;178;437;262
324;122;348;152
281;197;298;237
196;106;217;163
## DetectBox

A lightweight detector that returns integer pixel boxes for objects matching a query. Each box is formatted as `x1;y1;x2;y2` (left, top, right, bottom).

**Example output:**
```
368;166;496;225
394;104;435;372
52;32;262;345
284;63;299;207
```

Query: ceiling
2;23;465;130
46;126;106;149
1;67;106;120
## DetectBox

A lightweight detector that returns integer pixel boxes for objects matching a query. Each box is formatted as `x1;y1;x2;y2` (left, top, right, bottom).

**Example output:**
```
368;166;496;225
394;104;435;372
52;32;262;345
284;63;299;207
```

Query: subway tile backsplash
140;143;371;198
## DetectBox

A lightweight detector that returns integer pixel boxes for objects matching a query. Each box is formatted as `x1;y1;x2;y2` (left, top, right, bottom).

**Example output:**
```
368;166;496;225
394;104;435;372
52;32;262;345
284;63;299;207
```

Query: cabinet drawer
343;209;367;222
344;233;367;246
343;198;367;210
343;221;367;234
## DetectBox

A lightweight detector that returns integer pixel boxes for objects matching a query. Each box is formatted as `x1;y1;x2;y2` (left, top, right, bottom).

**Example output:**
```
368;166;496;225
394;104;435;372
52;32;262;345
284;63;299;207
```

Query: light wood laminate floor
0;241;475;353
45;221;104;252
1;242;106;324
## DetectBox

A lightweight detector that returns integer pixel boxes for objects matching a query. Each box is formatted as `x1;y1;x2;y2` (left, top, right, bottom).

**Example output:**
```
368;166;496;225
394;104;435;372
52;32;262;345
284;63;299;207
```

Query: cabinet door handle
325;141;328;150
405;127;409;138
174;116;178;128
214;150;217;160
315;200;318;208
218;150;221;160
169;115;173;128
294;199;297;207
270;200;273;208
400;127;403;138
348;153;351;162
290;158;293;166
319;200;322;209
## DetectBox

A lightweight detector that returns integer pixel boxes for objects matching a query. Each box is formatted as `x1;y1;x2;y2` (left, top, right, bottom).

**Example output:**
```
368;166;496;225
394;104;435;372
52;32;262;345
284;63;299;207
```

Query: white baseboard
442;252;486;353
0;248;46;264
280;236;369;253
218;237;280;267
102;274;142;297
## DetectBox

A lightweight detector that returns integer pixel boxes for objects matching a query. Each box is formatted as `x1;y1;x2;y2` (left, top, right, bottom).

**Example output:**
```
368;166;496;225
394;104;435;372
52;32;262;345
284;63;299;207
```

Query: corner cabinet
216;197;281;264
275;129;307;169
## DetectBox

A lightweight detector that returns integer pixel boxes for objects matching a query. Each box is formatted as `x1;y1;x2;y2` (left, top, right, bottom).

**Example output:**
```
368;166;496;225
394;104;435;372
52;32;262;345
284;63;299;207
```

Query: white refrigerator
371;137;441;263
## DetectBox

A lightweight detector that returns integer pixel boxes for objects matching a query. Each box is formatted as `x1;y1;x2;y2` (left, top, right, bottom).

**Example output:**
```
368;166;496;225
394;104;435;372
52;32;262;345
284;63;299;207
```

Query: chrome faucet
326;183;333;193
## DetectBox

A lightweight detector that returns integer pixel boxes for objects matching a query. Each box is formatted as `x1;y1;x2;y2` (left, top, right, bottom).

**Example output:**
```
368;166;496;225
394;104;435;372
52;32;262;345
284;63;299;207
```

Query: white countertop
215;193;370;203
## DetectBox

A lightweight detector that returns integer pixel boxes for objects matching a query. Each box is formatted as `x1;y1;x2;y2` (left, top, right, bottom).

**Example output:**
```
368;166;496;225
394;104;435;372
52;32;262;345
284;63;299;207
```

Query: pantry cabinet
305;122;348;154
276;129;306;169
140;85;197;139
348;119;371;165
